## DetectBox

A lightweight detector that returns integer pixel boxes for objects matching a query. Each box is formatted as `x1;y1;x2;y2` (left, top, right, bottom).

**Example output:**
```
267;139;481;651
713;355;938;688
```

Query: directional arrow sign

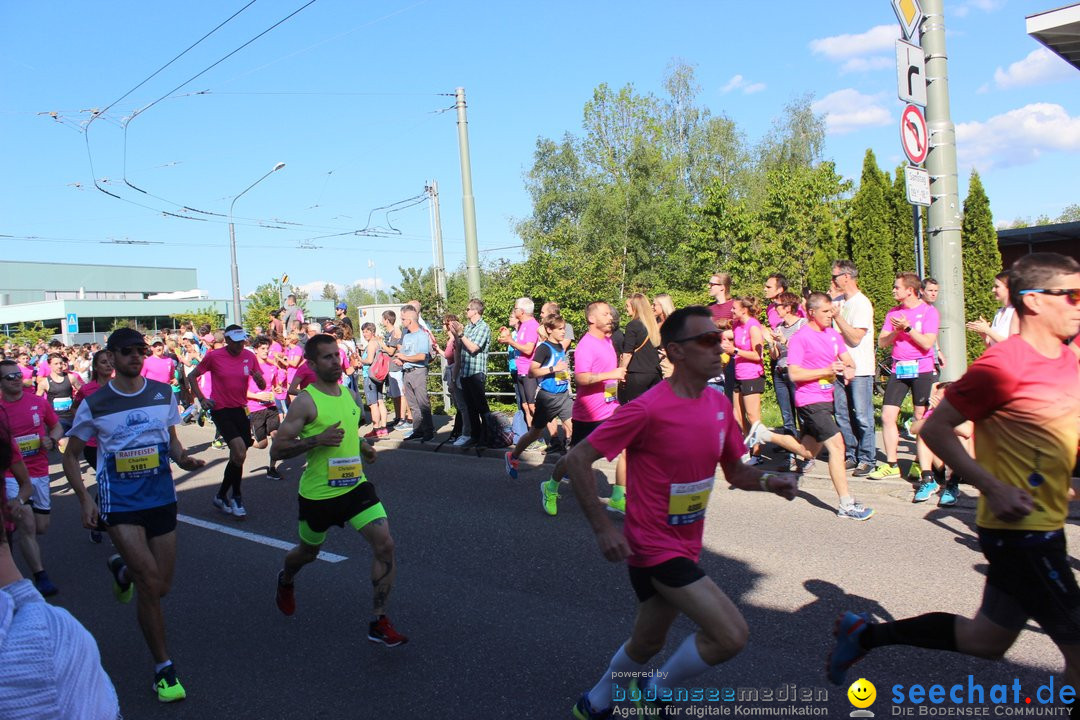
896;39;927;107
900;104;929;165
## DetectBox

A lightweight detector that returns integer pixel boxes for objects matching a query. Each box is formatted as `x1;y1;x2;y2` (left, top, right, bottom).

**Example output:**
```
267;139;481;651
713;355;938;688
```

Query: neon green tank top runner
298;384;366;501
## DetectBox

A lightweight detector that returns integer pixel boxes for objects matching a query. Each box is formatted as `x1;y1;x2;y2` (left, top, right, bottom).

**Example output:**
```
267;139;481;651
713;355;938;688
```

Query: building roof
997;220;1080;246
1028;3;1080;71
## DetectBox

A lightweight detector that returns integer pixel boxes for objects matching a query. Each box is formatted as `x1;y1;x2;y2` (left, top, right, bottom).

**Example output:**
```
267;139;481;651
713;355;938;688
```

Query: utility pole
455;87;482;300
426;180;448;314
922;0;966;379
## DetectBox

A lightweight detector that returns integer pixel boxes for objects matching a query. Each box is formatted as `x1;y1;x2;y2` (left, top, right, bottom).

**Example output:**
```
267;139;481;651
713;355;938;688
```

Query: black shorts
100;502;178;540
736;377;765;395
978;529;1080;644
516;374;538;405
298;481;385;537
797;402;841;443
571;419;605;448
249;407;280;443
531;389;573;428
628;557;707;602
210;406;254;447
884;370;934;408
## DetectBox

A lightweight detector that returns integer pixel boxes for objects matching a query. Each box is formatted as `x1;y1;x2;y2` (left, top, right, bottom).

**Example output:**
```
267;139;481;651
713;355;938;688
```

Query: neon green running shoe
866;462;900;480
106;554;133;604
908;463;922;480
540;479;559;516
153;664;186;703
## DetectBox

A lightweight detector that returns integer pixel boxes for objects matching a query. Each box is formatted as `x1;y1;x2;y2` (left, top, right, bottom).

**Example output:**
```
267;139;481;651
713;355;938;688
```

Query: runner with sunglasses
566;306;798;719
62;327;206;703
828;253;1080;696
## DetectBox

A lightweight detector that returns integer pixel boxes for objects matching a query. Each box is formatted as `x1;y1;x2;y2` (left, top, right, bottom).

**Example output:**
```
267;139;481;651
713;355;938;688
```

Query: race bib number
668;477;714;526
52;397;72;413
116;446;160;474
895;360;918;379
328;456;362;488
818;375;835;391
15;433;40;457
603;381;618;404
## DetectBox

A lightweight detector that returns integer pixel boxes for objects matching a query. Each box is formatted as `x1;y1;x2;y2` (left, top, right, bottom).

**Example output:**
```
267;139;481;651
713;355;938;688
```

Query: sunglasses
1;372;22;381
114;345;150;357
831;272;848;280
1019;288;1080;304
671;330;724;348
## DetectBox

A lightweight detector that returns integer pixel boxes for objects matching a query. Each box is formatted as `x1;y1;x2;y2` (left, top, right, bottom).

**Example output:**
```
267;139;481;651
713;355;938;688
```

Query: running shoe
363;429;380;440
938;481;960;507
229;498;247;519
368;615;408;647
827;611;870;685
908;463;923;481
866;462;900;480
376;428;388;438
912;479;939;503
606;495;626;515
572;693;613;720
844;459;858;470
746;420;769;448
540;479;559;516
211;438;226;450
266;466;282;481
153;663;187;703
795;457;815;474
628;677;673;717
34;571;59;598
837;502;875;521
504;451;519;479
275;570;295;616
851;462;874;477
107;554;133;604
212;495;232;515
452;435;471;447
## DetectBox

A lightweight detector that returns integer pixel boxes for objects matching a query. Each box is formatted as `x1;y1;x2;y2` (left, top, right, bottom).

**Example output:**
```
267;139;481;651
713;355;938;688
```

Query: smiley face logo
848;678;876;708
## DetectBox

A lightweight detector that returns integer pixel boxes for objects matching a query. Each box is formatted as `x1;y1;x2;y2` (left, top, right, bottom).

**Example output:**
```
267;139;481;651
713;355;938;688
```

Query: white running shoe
452;435;471;447
229;498;247;518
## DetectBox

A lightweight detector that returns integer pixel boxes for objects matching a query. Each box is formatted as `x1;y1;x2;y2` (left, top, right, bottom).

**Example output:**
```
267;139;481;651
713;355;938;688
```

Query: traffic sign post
66;313;79;334
900;104;929;165
896;39;927;106
904;165;931;206
891;0;924;40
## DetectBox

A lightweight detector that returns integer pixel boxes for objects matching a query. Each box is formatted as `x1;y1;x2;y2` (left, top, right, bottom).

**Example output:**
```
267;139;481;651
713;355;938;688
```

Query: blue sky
2;1;1077;300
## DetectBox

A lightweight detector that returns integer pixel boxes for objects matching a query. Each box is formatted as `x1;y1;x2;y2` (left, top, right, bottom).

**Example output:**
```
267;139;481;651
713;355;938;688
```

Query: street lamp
228;161;286;325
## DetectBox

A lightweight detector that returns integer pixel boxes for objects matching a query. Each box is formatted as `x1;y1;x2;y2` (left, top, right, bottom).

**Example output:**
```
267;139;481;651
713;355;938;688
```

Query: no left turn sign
900;104;928;165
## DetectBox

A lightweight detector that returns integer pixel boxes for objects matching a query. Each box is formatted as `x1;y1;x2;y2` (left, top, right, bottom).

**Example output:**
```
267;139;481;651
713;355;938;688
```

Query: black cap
106;328;146;350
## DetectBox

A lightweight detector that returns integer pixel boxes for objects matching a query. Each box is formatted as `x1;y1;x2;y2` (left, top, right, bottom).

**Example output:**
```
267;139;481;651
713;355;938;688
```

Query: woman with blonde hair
653;294;677;377
617;292;662;405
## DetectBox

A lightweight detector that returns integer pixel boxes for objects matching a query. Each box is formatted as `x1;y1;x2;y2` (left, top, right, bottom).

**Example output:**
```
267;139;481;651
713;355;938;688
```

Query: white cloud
811;89;892;135
840;56;894;74
809;24;898;60
956;103;1080;170
721;74;767;95
993;48;1075;90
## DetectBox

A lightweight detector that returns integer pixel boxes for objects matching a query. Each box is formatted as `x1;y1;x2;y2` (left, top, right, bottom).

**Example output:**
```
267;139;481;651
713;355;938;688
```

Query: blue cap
335;302;347;310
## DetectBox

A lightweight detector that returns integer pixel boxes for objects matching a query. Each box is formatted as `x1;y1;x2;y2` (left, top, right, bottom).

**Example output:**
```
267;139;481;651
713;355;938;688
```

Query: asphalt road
18;419;1075;719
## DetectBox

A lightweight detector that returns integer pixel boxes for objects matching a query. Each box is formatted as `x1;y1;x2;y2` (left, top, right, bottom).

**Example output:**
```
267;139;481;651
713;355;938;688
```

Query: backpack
369;351;390;382
482;411;514;449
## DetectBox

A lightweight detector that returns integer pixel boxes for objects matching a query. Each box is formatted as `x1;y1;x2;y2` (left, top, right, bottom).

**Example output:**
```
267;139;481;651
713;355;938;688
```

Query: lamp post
228;162;285;325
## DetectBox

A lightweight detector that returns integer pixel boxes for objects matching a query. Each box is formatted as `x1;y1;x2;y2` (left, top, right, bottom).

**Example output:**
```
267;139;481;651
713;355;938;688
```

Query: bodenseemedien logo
848;678;877;717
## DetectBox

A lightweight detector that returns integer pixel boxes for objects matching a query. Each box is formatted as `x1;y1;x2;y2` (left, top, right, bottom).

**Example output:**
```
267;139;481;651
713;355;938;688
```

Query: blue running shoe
913;479;939;503
827;611;870;685
938;481;959;507
571;693;613;720
837;502;875;521
504;451;519;480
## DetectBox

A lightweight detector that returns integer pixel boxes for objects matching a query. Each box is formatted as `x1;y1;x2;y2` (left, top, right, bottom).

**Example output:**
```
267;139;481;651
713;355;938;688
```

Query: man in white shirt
830;260;877;476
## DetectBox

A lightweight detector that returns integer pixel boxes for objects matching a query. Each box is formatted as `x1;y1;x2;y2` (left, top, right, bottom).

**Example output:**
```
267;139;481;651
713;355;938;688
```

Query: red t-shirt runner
198;348;259;409
2;393;59;478
586;381;745;567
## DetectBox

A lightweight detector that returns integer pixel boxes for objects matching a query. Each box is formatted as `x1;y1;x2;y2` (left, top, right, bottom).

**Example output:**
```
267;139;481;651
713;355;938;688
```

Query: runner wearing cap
188;324;266;518
61;327;206;703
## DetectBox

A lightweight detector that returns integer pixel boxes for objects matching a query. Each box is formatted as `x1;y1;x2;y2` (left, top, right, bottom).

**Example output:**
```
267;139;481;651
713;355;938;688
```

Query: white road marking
177;514;348;563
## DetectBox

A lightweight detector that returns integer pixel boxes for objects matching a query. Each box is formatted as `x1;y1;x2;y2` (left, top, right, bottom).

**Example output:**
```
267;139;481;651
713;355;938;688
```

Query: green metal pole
921;0;966;379
455;87;482;300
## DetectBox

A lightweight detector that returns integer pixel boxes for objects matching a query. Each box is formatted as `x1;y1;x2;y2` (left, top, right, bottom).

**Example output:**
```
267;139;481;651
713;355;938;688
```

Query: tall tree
960;170;1002;362
244;280;307;334
320;283;339;302
847;150;894;330
888;166;917;275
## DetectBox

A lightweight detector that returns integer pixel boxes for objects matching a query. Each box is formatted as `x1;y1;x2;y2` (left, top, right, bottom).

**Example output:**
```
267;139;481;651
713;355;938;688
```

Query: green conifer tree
960;170;1003;362
847;149;895;330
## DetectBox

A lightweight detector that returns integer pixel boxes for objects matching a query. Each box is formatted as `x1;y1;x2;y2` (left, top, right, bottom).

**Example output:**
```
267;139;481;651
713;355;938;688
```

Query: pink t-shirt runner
572;332;619;422
733;317;765;381
766;303;805;330
247;361;280;413
883;302;939;373
515;317;540;376
73;380;104;448
588;381;746;567
293;362;316;391
786;325;846;407
18;365;33;383
284;346;303;387
198;347;259;409
2;392;59;478
141;354;176;384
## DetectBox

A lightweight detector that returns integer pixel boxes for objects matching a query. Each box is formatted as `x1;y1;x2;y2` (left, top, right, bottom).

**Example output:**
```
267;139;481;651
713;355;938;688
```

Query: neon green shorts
296;481;387;546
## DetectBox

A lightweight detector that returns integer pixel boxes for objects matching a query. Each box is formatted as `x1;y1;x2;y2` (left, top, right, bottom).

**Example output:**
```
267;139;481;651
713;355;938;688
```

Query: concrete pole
228;162;286;327
427;180;448;313
454;87;482;300
921;0;966;379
